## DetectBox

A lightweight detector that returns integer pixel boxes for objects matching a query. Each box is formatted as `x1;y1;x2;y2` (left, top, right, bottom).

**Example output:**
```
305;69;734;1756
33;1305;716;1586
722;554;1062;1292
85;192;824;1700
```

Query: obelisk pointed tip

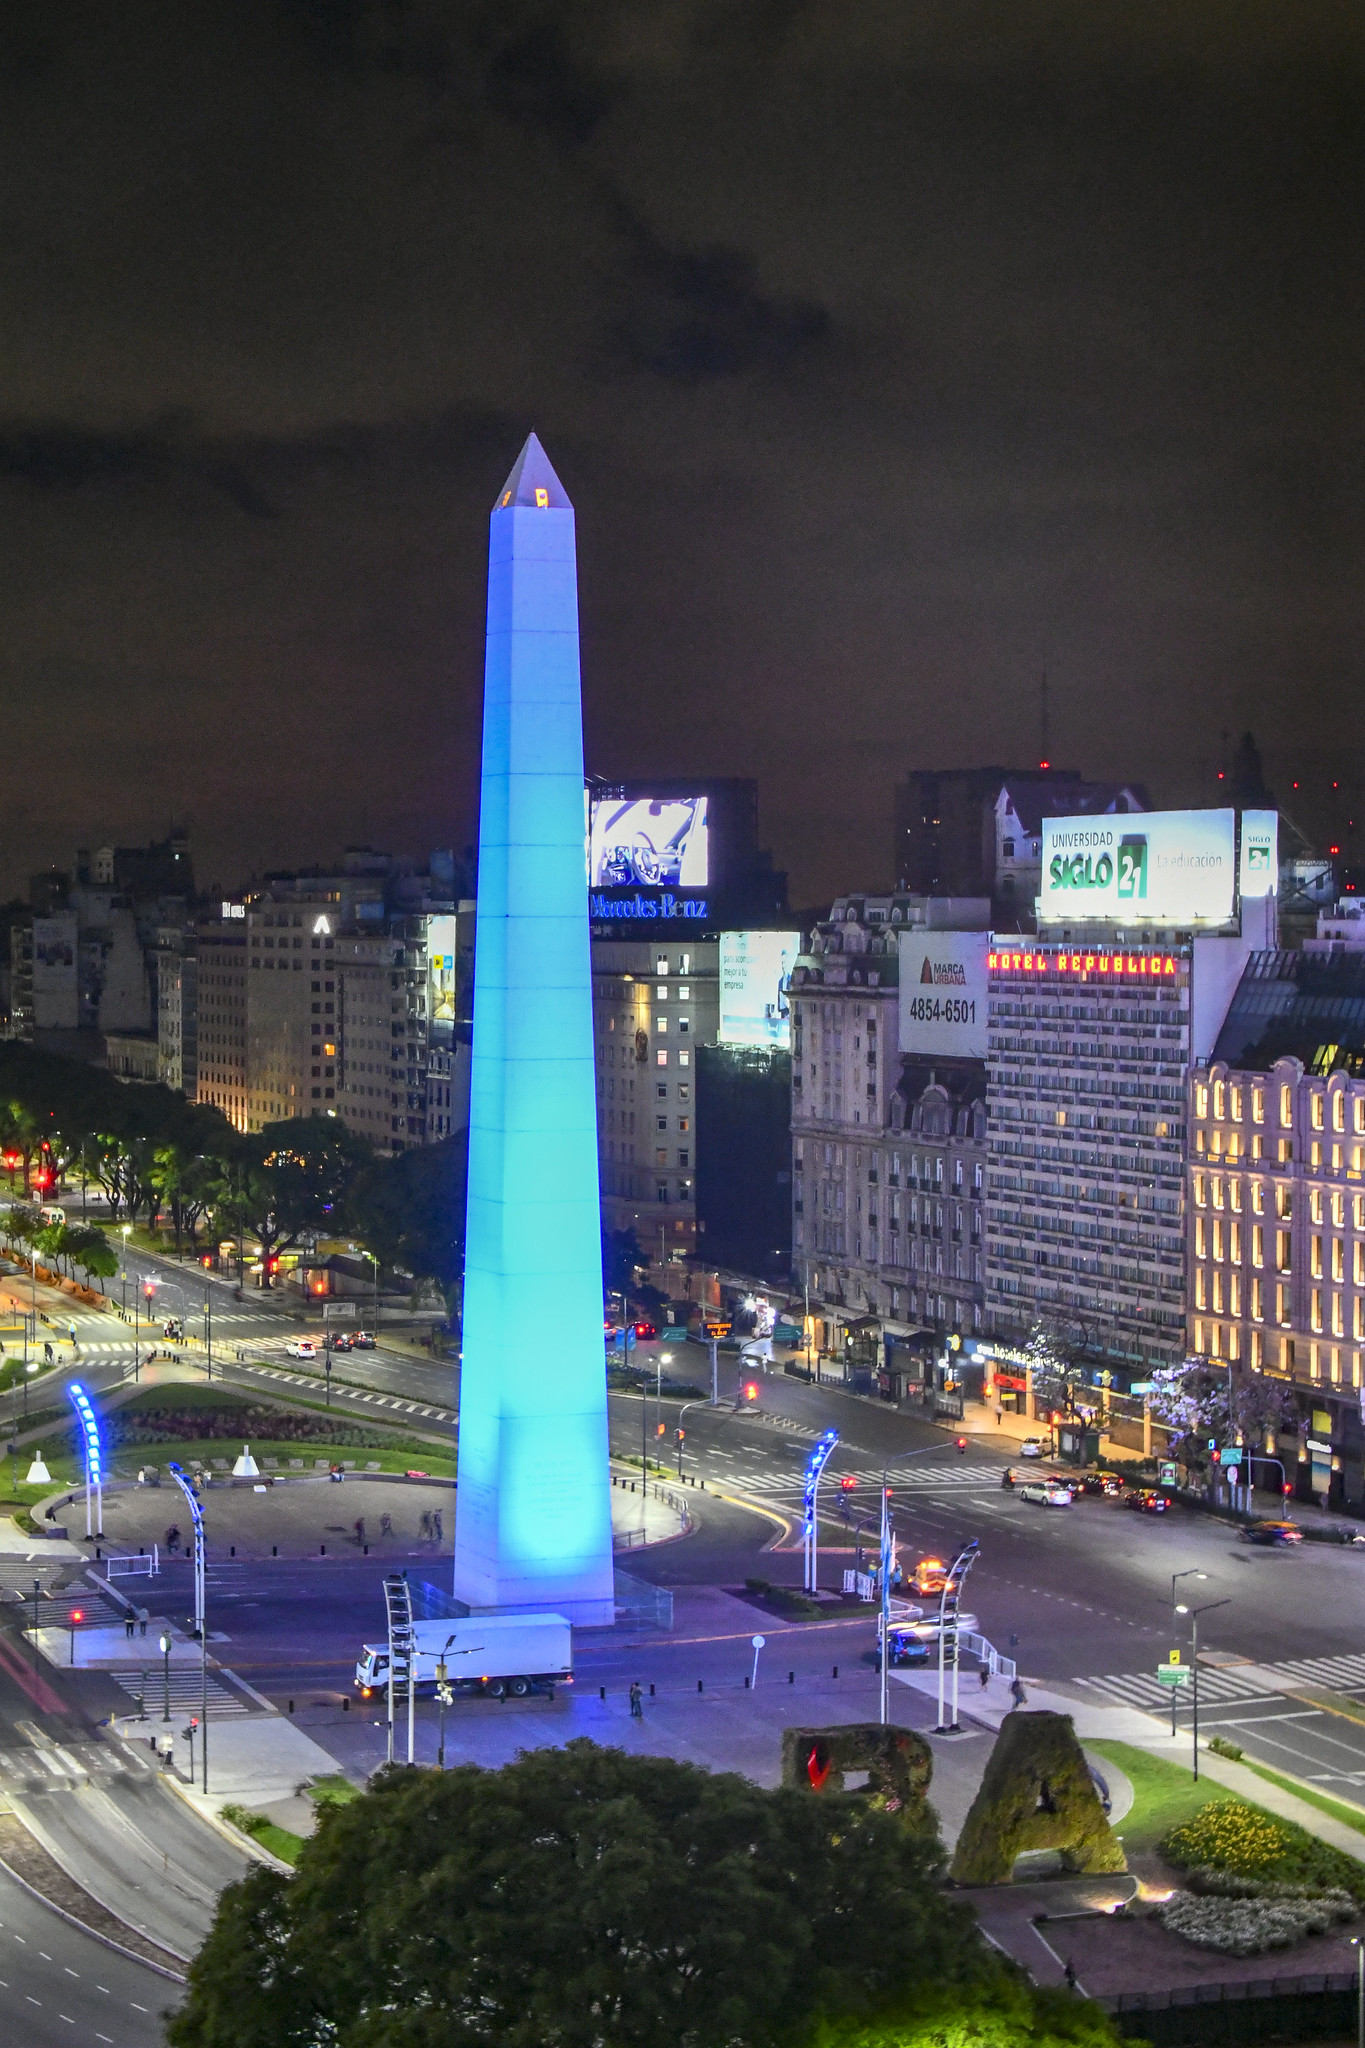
493;432;573;513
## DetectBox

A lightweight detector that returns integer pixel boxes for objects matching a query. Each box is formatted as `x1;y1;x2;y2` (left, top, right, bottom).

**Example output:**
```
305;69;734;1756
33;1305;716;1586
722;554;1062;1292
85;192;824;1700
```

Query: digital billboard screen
589;795;709;892
1039;808;1236;926
898;932;989;1058
426;913;459;1027
719;931;799;1048
1239;809;1278;900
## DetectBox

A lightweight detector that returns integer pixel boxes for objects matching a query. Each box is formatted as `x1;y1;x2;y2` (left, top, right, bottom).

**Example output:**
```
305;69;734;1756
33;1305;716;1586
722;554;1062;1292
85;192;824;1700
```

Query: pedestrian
125;1611;136;1639
354;1517;366;1548
629;1681;643;1719
1010;1676;1027;1710
380;1512;392;1538
1063;1960;1077;1994
138;1606;149;1637
994;1406;1003;1426
43;1341;52;1364
420;1510;432;1540
433;1510;443;1542
68;1322;76;1345
979;1665;989;1690
166;1524;180;1555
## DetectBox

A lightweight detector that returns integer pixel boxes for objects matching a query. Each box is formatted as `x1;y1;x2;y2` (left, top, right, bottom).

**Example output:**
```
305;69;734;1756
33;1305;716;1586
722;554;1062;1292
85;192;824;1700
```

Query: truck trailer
355;1613;573;1701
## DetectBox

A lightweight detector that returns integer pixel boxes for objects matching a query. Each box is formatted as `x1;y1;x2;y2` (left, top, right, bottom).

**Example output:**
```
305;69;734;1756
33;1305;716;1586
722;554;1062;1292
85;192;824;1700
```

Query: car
328;1331;356;1352
1241;1518;1303;1546
883;1631;932;1668
1124;1488;1170;1515
352;1331;376;1348
285;1338;319;1359
1019;1479;1073;1507
1018;1437;1047;1459
910;1556;954;1596
633;1319;658;1341
1080;1471;1125;1497
901;1610;980;1641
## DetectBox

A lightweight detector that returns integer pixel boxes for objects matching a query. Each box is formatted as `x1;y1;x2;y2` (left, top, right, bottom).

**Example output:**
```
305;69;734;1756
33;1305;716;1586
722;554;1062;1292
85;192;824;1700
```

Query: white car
1018;1437;1046;1459
286;1339;319;1360
1019;1479;1073;1507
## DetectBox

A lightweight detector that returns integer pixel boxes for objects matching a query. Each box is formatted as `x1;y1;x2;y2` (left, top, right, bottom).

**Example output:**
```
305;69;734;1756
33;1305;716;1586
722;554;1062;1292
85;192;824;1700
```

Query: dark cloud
0;3;1360;896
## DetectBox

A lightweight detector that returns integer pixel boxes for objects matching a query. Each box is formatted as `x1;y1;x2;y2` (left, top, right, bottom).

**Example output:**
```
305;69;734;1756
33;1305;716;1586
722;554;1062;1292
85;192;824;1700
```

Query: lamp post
1175;1596;1231;1779
803;1430;839;1595
160;1631;172;1722
121;1224;131;1317
1351;1935;1364;2048
166;1460;209;1792
1170;1570;1207;1737
878;1444;950;1725
436;1631;456;1769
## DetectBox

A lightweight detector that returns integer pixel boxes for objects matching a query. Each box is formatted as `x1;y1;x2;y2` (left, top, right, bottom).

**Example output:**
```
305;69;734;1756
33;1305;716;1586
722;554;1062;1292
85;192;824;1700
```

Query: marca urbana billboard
1039;808;1237;925
897;932;989;1058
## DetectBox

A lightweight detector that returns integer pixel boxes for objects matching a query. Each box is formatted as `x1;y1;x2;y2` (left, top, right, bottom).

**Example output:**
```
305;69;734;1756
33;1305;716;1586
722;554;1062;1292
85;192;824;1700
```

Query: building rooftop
1211;949;1365;1076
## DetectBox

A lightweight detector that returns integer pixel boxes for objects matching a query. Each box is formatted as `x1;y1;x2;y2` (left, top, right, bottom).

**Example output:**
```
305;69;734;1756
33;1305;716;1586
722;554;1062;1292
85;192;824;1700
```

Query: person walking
124;1610;136;1639
354;1517;366;1548
1009;1675;1027;1710
380;1512;392;1538
979;1664;990;1691
629;1682;643;1719
137;1605;149;1637
433;1509;443;1543
1063;1960;1077;1994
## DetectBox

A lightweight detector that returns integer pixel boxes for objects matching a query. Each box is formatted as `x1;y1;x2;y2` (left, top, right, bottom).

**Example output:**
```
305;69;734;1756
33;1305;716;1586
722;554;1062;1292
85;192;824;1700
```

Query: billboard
1239;809;1278;900
1039;808;1236;926
718;931;798;1048
426;913;459;1027
588;795;709;892
898;931;989;1059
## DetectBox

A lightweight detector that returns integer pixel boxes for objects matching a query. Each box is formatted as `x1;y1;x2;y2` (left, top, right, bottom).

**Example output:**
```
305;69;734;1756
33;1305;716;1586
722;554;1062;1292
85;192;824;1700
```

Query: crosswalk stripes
0;1743;124;1783
721;1462;1005;1495
104;1665;253;1718
1078;1648;1365;1713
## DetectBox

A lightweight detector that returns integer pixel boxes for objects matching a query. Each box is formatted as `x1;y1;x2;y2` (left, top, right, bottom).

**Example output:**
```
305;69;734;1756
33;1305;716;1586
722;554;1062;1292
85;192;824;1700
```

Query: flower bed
1159;1885;1356;1955
1161;1798;1365;1899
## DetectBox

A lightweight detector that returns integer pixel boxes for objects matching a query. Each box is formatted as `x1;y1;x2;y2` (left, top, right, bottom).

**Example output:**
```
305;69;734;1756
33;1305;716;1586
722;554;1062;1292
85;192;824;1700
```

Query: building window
1312;1288;1324;1334
1312;1092;1325;1131
1195;1216;1207;1259
1251;1275;1263;1322
1194;1172;1206;1208
1280;1083;1293;1128
1195;1266;1207;1310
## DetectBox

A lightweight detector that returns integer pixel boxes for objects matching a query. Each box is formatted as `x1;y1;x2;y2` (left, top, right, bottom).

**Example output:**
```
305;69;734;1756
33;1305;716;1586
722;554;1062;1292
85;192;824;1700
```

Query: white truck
355;1613;573;1703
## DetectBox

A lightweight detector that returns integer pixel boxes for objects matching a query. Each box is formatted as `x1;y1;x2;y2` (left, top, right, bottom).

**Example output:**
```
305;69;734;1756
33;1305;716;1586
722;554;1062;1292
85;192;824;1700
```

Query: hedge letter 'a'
950;1711;1126;1885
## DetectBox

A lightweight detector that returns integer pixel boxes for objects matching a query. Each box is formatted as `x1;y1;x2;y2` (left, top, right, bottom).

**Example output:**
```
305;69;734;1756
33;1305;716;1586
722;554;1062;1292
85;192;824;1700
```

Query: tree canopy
167;1740;1017;2048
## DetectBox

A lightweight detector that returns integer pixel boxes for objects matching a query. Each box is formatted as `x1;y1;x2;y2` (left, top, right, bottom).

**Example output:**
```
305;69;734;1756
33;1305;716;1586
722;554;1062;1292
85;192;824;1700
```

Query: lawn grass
220;1804;304;1866
1238;1759;1365;1838
1086;1738;1229;1854
306;1774;361;1810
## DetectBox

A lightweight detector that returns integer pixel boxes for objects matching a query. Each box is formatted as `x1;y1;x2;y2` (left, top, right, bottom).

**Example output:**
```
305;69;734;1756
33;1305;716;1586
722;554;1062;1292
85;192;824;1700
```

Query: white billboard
1239;810;1278;900
898;931;989;1058
426;913;459;1027
1039;808;1236;926
718;931;798;1048
589;795;709;890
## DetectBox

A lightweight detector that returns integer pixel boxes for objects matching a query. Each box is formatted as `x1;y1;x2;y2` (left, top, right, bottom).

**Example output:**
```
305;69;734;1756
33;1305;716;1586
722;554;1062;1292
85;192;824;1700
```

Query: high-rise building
983;805;1278;1378
589;776;789;1271
789;894;989;1368
196;917;249;1129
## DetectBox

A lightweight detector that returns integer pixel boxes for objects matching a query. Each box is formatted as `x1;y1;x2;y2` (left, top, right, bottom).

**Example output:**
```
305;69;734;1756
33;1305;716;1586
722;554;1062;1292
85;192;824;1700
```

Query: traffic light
955;1436;968;1454
656;1422;666;1438
676;1428;685;1443
839;1475;857;1491
743;1381;759;1403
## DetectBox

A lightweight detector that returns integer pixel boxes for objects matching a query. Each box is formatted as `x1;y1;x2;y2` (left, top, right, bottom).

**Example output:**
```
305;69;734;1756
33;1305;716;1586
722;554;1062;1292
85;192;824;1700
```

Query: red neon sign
987;949;1179;979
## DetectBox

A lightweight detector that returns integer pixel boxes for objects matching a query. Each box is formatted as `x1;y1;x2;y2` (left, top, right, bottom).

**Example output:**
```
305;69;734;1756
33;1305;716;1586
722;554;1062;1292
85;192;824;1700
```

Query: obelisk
452;434;614;1625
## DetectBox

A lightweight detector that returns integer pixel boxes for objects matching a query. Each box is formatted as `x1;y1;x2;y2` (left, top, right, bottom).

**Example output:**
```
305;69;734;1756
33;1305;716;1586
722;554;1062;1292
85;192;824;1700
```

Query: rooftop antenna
1038;670;1050;771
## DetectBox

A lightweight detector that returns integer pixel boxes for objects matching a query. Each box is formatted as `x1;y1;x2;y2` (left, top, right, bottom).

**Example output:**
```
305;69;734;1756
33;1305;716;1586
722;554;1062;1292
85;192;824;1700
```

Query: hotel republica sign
1039;807;1237;925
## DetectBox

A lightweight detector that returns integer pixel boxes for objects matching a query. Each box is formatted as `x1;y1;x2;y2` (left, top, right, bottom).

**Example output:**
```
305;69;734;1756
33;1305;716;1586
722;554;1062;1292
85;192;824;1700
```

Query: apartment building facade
1189;949;1365;1507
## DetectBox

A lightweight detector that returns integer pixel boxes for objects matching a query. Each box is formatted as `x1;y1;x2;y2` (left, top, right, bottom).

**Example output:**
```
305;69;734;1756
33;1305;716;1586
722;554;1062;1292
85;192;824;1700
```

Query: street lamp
160;1631;173;1722
1174;1597;1232;1779
436;1632;456;1768
879;1444;951;1725
1169;1571;1208;1736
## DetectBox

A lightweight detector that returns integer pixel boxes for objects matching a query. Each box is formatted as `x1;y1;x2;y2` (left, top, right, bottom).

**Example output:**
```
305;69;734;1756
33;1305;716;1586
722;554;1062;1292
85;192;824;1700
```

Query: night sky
1;3;1361;906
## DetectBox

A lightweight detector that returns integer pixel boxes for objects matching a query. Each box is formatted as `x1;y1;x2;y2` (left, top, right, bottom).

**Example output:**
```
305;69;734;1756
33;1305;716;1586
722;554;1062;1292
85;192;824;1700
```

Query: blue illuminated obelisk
452;435;614;1625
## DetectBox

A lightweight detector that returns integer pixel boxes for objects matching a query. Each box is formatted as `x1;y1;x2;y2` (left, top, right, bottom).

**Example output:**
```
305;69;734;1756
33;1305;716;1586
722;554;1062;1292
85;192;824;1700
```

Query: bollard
649;1682;655;1696
321;1544;326;1555
599;1686;606;1700
364;1544;369;1555
343;1697;350;1711
288;1699;295;1714
230;1545;235;1558
832;1665;839;1679
744;1675;750;1689
272;1545;278;1557
697;1679;704;1693
788;1671;795;1685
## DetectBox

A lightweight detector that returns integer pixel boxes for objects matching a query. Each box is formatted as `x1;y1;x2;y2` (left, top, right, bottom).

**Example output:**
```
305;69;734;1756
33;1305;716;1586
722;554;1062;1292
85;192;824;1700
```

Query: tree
168;1740;991;2048
1148;1355;1297;1468
809;1976;1120;2048
345;1135;467;1315
214;1117;374;1287
602;1225;643;1299
61;1224;117;1286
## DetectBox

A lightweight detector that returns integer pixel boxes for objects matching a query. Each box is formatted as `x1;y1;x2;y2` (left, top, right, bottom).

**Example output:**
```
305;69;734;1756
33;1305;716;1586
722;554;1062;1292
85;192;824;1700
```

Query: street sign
1156;1664;1190;1687
1222;1449;1241;1469
751;1635;766;1650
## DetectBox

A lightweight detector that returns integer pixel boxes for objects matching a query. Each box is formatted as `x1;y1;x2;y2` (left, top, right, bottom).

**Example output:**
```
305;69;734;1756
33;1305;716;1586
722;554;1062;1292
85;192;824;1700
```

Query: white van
355;1613;573;1702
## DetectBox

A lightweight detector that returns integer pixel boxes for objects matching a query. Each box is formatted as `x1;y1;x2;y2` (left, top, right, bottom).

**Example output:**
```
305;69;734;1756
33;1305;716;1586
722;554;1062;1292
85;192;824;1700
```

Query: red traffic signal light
955;1437;968;1452
656;1423;666;1437
743;1382;759;1402
839;1475;857;1491
676;1428;685;1441
69;1609;83;1624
